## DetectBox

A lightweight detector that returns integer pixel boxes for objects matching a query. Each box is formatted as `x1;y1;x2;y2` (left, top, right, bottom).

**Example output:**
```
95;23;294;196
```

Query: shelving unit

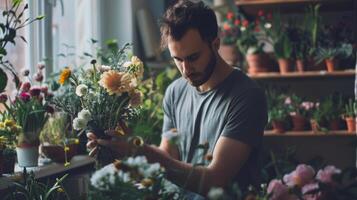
249;70;356;80
264;130;356;137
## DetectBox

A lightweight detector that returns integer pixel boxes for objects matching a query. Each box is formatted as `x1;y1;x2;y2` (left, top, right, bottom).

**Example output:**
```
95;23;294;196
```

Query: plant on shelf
263;12;293;74
343;98;356;133
0;118;19;174
267;90;290;134
285;94;315;131
0;0;44;93
290;25;310;72
0;65;55;167
315;43;353;72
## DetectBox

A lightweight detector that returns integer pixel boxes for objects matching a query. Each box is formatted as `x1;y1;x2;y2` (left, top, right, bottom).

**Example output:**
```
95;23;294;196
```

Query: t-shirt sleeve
162;84;175;136
221;87;268;147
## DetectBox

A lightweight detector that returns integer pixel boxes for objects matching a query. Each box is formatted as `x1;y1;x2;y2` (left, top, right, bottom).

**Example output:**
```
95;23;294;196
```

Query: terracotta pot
329;119;340;131
291;114;307;131
345;117;356;133
325;58;336;72
278;58;291;74
218;44;239;65
272;121;285;134
296;59;305;72
246;53;269;74
41;143;78;163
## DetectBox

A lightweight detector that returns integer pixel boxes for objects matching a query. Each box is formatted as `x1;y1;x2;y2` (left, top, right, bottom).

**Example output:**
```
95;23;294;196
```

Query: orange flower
58;67;71;85
98;70;132;95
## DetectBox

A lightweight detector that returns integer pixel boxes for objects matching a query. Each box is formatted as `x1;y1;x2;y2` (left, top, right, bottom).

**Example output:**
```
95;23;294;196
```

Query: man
87;0;267;198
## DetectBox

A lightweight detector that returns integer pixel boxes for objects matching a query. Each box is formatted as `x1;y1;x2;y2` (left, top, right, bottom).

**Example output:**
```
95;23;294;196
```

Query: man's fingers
87;132;97;140
86;140;97;149
88;147;98;157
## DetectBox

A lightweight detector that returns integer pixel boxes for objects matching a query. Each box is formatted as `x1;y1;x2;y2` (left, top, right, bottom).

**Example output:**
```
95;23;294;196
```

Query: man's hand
86;131;132;158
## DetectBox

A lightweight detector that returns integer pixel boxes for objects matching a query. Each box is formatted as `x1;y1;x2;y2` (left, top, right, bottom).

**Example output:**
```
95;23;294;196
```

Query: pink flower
258;10;264;17
267;179;291;200
285;97;292;105
33;72;44;82
302;182;324;200
283;164;315;187
30;86;42;96
301;101;314;111
19;92;31;102
41;86;48;95
0;93;8;103
316;165;341;185
21;82;31;92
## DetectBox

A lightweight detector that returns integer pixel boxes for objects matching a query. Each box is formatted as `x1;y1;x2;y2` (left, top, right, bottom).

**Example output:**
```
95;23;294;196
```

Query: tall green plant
0;0;44;92
303;4;321;56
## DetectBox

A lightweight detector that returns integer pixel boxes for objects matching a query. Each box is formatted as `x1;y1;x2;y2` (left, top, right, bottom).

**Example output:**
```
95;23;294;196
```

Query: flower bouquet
58;44;144;167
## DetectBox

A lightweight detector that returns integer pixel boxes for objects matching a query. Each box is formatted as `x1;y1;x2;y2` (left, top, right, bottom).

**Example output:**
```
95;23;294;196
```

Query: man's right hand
86;131;132;158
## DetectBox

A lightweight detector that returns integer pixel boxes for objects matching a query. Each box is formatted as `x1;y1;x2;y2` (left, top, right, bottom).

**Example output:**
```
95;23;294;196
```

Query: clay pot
41;143;78;163
246;53;269;74
296;59;305;72
219;44;239;66
345;117;356;133
325;58;336;72
278;58;291;74
291;114;307;131
272;121;285;134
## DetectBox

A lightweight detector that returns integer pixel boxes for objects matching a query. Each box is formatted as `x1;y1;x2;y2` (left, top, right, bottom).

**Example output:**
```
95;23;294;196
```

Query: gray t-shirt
162;68;267;192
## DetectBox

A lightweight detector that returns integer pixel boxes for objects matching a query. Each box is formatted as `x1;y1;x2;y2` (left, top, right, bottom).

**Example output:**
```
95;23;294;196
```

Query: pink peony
283;164;315;187
21;82;31;92
0;93;8;103
284;97;292;105
19;92;31;102
302;182;324;200
30;86;42;96
316;165;341;185
267;179;290;200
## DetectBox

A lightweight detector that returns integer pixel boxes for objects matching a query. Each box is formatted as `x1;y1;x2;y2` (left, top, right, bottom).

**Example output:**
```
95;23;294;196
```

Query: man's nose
182;60;192;75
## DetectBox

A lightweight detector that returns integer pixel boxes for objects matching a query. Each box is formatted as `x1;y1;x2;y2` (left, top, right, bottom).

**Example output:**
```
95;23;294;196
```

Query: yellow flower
141;178;154;187
64;146;70;152
74;139;79;144
57;187;64;193
131;56;144;79
4;119;15;127
98;70;132;95
64;162;70;167
0;136;7;143
0;122;5;129
58;67;71;85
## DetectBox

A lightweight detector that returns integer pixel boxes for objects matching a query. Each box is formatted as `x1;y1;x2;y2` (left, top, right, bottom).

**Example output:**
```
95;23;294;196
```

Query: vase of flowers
0;65;54;167
57;44;144;168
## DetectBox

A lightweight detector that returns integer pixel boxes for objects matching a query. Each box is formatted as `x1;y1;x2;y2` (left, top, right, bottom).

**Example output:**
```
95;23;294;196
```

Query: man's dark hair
160;0;218;49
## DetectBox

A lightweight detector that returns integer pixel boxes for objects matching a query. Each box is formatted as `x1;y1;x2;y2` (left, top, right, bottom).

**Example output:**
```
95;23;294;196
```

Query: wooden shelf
264;130;356;137
235;0;351;6
248;70;356;80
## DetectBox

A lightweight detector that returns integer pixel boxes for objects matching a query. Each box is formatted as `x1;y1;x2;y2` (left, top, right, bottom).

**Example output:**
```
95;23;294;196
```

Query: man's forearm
138;144;222;196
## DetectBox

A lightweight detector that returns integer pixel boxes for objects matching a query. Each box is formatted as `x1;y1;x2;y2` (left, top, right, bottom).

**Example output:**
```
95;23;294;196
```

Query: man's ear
212;37;220;51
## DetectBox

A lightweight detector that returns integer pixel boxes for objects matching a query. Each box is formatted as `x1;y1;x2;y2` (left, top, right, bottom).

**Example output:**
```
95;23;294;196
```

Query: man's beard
187;50;217;87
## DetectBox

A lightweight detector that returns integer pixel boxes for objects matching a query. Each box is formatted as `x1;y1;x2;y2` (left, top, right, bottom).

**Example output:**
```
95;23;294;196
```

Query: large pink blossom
30;86;42;97
267;179;298;200
19;92;31;102
283;164;315;187
302;182;324;200
316;165;341;185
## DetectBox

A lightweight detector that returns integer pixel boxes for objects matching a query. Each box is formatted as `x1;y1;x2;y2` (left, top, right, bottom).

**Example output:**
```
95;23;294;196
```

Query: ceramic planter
291;114;307;131
16;145;39;167
325;58;336;72
345;117;356;133
278;58;291;74
272;121;285;134
296;59;305;72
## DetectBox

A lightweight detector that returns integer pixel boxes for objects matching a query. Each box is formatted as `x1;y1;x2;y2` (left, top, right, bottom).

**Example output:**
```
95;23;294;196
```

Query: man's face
168;29;217;87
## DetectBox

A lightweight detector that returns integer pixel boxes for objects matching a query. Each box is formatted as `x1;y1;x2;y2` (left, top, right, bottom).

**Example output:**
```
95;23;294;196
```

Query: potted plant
315;43;353;72
311;96;343;132
40;112;79;163
264;13;293;74
0;118;18;174
343;98;356;133
290;26;310;72
219;11;241;66
285;94;315;131
267;92;289;134
0;67;55;167
237;10;270;74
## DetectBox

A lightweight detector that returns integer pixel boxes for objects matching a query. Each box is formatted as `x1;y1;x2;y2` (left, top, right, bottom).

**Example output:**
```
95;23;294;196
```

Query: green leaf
0;68;8;92
36;15;45;20
12;0;23;7
83;52;92;57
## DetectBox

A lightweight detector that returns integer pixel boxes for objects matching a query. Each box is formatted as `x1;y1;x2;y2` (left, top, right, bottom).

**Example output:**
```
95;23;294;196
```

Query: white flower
208;187;224;200
73;117;87;130
247;47;258;55
98;65;111;73
264;22;272;29
240;27;246;31
75;84;88;97
126;156;148;167
140;163;162;178
78;109;91;122
123;61;132;68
